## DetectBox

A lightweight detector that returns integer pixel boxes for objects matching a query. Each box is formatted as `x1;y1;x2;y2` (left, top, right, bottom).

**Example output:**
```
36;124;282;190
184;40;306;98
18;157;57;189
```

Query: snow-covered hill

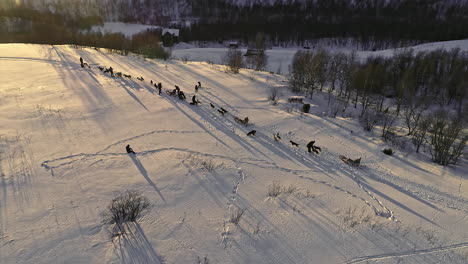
0;43;467;263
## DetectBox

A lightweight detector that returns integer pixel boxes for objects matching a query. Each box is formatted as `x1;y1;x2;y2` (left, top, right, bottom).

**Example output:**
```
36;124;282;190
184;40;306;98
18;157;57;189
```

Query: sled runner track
307;152;396;221
337;166;395;221
344;241;468;263
299;176;395;221
40;130;203;170
367;163;468;213
97;129;204;154
41;146;320;175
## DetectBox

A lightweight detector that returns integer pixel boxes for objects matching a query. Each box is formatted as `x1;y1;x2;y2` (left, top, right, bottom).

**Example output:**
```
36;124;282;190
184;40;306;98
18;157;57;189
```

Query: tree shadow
128;154;166;203
47;46;114;131
116;222;164;264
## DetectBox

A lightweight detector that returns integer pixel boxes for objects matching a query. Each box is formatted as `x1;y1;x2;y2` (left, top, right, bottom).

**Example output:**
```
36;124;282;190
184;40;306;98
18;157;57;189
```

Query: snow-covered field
172;39;468;74
0;43;467;263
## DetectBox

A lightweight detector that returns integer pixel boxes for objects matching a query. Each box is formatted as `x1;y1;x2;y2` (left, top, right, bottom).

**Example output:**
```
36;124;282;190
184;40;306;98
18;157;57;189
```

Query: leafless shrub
251;221;261;235
360;109;380;132
284;185;297;195
229;207;245;226
328;96;347;118
181;55;190;64
223;48;244;73
268;86;279;102
430;112;466;165
342;207;373;229
103;191;150;232
197;256;210;264
402;99;425;135
268;182;282;197
412;116;431;153
180;153;224;171
380;110;398;141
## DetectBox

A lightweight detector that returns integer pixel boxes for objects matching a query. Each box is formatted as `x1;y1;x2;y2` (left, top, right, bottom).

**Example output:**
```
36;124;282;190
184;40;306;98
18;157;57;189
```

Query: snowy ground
0;43;467;264
172;39;468;74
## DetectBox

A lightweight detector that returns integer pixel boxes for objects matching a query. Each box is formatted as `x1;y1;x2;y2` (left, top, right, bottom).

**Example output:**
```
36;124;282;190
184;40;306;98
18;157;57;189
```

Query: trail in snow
345;241;468;264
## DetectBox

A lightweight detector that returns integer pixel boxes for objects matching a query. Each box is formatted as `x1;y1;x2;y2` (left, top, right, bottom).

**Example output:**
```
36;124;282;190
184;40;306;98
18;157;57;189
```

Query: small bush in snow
383;148;394;155
284;185;297;194
229;207;245;226
197;256;210;264
302;103;311;113
181;55;190;64
104;190;150;230
360;110;380;132
268;182;282;197
268;87;279;102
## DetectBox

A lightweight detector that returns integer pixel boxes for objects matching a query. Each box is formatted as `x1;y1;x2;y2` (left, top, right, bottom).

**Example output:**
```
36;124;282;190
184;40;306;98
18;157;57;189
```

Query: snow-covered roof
162;28;180;37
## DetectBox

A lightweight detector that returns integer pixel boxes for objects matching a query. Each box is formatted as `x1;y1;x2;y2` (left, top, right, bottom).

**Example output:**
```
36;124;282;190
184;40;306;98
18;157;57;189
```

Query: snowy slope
0;43;467;264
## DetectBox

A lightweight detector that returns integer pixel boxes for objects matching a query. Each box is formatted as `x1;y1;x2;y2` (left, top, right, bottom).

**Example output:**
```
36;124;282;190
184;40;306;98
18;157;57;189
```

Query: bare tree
329;96;347;118
103;190;150;233
268;86;279;103
412;116;431;153
314;49;329;91
402;98;426;135
360;109;380;132
380;109;398;141
223;48;244;73
430;113;466;165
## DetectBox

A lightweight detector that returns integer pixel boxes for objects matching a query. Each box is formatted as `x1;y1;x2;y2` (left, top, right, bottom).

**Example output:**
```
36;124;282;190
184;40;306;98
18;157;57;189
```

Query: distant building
229;41;239;48
161;28;180;47
244;48;262;56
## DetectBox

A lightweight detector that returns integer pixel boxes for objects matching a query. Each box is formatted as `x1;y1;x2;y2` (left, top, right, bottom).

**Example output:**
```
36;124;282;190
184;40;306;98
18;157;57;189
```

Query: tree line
0;8;170;59
180;0;468;49
289;48;467;165
4;1;468;49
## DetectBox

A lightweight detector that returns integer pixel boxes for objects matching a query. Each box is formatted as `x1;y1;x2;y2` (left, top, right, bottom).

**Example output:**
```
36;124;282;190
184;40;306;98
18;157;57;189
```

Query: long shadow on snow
311;114;432;174
359;167;441;212
0;56;71;67
289;113;442;216
113;78;149;111
169;62;253;105
160;96;232;150
180;161;307;263
229;121;442;225
117;222;164;264
168;96;275;161
331;159;443;225
47;47;113;131
234;190;346;263
0;162;7;236
314;116;441;211
129;154;166;203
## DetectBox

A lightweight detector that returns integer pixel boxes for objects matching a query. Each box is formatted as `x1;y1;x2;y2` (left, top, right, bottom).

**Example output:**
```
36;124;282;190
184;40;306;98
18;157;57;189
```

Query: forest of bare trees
289;48;467;165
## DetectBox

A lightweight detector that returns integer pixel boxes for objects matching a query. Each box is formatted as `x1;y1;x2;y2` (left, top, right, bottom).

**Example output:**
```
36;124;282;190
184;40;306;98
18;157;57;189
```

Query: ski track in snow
344;241;468;264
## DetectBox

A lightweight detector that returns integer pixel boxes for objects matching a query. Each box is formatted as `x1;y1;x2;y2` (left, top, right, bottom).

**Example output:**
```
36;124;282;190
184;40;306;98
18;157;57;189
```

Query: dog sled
234;116;249;126
339;155;361;167
166;89;177;96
